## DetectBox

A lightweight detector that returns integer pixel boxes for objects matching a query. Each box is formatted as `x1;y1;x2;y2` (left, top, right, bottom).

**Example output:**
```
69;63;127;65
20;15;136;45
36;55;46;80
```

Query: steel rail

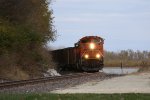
0;72;96;89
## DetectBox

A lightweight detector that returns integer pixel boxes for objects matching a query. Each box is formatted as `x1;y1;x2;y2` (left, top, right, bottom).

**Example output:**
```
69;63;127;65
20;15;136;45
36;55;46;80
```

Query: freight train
51;36;104;72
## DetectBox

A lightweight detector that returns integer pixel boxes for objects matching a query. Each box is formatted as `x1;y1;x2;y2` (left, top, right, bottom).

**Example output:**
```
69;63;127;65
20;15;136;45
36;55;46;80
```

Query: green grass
0;93;150;100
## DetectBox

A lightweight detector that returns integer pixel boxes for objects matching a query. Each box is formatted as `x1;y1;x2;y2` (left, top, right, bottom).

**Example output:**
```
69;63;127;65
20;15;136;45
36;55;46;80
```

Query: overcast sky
49;0;150;51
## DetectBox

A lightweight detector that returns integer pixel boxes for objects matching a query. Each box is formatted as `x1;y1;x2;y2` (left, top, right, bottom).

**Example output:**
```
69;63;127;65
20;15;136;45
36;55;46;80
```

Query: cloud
57;0;146;3
55;0;150;5
51;0;150;51
55;12;150;23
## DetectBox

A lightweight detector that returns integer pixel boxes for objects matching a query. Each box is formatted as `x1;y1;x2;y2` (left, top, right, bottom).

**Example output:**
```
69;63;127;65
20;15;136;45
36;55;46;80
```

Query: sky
48;0;150;51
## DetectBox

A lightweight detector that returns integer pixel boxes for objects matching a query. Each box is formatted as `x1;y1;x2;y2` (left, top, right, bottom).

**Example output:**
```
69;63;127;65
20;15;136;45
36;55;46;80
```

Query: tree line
104;50;150;67
0;0;56;79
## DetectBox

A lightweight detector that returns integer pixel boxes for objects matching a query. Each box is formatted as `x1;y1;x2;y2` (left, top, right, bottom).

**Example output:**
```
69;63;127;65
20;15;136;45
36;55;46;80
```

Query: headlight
84;54;89;59
89;43;95;50
96;54;101;59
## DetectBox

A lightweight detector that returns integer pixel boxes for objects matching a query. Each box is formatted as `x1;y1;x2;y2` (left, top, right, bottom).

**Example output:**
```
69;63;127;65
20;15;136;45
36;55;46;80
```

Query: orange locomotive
51;36;104;72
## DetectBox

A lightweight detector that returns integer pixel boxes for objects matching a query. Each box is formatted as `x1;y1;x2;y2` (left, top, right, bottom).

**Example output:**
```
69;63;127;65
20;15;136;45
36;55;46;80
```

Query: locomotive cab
76;36;104;71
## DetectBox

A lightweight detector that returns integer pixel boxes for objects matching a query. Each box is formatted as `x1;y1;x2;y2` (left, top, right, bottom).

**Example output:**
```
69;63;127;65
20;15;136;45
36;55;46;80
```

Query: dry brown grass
0;66;29;80
138;66;150;72
0;47;56;80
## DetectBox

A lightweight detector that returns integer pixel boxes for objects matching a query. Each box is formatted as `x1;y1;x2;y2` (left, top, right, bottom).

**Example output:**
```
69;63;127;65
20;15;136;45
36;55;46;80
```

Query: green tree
0;0;56;43
104;50;150;67
0;0;56;79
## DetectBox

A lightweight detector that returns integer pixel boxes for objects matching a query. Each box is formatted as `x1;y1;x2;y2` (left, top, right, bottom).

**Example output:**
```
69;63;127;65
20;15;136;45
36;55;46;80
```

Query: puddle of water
102;67;140;74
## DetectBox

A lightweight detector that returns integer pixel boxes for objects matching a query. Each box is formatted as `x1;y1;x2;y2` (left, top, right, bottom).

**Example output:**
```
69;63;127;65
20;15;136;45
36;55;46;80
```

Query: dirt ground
51;72;150;93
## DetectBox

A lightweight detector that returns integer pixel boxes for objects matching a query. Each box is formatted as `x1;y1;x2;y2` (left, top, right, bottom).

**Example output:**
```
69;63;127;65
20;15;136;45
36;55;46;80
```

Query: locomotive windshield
81;38;102;44
81;39;91;43
93;39;102;43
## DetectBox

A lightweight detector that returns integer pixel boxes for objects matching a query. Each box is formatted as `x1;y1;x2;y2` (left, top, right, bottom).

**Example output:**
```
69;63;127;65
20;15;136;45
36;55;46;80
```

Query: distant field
0;93;150;100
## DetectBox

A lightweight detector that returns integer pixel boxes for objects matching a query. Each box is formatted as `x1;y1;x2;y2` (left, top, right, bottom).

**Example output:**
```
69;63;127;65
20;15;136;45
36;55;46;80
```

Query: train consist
51;36;104;72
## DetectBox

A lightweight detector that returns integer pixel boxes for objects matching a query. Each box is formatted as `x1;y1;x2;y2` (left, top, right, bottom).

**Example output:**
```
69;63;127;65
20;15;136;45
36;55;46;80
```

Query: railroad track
0;72;97;89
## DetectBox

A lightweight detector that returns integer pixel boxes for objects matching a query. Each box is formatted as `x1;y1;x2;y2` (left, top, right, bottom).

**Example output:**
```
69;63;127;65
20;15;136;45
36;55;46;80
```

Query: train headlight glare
96;54;100;59
84;54;89;59
89;43;95;50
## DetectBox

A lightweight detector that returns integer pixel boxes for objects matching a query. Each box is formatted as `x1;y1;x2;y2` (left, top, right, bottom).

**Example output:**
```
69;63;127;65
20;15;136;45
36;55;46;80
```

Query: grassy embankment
0;93;150;100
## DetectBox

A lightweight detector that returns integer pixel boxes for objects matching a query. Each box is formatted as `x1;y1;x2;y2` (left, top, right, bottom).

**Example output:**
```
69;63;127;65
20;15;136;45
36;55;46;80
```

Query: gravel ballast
52;72;150;93
0;72;119;93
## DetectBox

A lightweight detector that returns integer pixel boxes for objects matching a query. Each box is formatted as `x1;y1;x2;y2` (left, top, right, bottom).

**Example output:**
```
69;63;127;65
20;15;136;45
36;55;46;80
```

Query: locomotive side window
75;43;79;47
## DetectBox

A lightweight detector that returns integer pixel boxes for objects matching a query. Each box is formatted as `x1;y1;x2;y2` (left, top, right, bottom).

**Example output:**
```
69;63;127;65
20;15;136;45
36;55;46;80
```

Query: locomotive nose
83;53;102;59
84;54;89;59
89;43;95;50
96;54;101;59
